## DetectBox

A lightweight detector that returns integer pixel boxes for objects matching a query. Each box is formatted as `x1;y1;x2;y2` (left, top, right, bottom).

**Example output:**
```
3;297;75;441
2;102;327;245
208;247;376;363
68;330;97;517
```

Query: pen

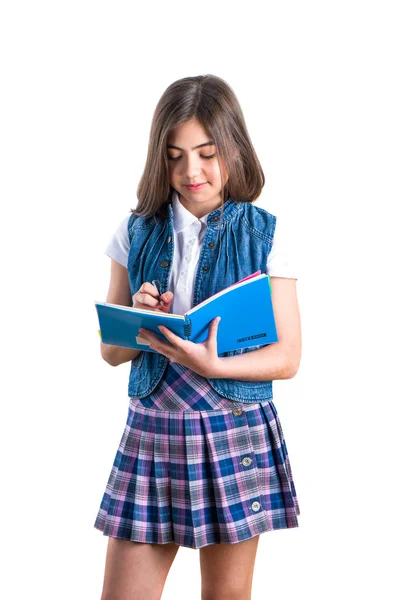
152;279;165;307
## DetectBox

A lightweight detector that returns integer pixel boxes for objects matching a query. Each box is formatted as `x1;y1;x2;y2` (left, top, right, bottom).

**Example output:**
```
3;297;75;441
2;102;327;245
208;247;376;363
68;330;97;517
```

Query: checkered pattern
94;363;300;549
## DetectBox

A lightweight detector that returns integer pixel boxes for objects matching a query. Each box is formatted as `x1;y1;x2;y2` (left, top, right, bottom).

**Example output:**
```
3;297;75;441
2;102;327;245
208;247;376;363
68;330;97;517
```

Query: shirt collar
171;190;209;233
167;190;241;229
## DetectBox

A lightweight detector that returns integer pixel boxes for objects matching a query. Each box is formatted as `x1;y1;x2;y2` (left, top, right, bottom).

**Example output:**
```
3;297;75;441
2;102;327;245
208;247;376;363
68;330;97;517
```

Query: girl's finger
140;328;175;352
160;291;173;304
134;292;160;308
158;325;184;349
207;317;221;342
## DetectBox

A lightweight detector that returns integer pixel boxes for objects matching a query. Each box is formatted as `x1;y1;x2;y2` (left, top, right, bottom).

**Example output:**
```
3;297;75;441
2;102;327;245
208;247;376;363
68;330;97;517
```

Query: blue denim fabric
126;197;277;402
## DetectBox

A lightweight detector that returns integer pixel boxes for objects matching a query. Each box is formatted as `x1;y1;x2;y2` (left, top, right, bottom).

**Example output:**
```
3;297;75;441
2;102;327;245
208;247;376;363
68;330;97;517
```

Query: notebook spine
183;317;192;340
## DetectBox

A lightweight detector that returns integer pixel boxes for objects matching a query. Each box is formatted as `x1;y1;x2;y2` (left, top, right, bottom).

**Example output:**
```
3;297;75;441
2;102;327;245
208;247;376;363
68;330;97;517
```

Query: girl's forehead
167;118;211;143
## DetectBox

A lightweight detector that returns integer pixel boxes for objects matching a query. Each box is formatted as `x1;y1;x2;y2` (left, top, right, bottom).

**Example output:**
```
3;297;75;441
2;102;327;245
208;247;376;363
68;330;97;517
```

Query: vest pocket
131;350;145;370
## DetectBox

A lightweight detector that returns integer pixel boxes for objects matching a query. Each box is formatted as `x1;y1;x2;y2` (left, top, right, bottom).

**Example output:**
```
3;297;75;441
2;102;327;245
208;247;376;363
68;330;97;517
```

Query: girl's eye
167;154;216;161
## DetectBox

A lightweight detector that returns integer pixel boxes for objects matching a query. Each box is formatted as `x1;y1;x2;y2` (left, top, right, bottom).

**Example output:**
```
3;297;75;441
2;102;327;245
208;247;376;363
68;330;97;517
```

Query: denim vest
126;197;277;403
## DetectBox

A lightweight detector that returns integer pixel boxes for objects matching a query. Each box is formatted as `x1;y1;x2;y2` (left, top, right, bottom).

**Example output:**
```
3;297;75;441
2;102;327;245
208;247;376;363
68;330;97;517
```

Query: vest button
167;236;172;243
212;216;219;222
208;242;215;248
160;260;169;268
202;266;209;272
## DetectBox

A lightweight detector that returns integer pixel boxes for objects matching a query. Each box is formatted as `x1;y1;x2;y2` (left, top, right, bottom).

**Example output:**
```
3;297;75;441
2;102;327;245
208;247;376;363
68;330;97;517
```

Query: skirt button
232;407;243;416
251;501;261;512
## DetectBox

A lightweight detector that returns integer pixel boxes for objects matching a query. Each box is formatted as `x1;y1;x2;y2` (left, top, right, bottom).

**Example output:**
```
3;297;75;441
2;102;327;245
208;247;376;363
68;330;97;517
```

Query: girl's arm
213;277;302;381
100;259;142;366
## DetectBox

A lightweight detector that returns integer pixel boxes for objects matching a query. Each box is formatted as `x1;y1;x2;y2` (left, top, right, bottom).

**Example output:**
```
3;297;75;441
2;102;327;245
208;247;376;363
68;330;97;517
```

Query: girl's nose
182;154;202;178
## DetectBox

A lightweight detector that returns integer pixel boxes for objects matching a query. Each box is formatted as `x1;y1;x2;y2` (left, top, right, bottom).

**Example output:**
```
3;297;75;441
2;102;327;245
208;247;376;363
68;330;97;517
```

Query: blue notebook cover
95;273;278;355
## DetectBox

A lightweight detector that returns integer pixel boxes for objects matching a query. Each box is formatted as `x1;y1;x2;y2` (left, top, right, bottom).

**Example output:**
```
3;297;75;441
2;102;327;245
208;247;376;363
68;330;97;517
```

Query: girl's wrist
205;358;225;379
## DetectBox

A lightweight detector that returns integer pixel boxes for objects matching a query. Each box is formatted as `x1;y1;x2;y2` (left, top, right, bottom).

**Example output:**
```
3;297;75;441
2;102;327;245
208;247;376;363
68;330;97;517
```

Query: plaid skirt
94;362;300;549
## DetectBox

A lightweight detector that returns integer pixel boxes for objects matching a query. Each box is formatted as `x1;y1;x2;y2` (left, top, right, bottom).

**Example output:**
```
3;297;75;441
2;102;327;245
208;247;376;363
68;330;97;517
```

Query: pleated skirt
94;362;300;549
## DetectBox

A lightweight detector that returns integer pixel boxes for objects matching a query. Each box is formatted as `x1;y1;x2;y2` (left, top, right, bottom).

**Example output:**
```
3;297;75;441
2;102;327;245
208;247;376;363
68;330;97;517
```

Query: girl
94;74;301;600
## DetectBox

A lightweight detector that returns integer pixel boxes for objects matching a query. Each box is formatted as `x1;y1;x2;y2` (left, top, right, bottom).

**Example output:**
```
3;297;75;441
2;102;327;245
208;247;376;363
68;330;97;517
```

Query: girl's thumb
212;316;221;329
161;291;173;303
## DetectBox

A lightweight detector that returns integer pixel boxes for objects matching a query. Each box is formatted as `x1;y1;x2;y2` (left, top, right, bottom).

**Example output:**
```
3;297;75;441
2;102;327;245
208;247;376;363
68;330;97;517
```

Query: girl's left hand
138;317;222;378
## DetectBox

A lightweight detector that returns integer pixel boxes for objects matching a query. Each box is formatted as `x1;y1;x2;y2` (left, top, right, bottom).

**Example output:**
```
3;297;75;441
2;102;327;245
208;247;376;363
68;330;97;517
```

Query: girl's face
167;118;228;218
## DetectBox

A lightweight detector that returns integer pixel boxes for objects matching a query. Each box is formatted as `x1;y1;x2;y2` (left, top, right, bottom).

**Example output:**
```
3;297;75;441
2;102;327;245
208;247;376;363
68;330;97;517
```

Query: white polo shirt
106;191;298;314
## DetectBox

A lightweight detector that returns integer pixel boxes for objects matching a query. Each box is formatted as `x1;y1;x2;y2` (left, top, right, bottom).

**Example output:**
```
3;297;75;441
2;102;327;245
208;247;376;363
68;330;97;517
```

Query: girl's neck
177;193;223;220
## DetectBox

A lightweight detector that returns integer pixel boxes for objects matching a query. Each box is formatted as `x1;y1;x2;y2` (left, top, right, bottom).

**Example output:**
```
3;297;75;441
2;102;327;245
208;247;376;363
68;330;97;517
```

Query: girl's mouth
186;183;207;191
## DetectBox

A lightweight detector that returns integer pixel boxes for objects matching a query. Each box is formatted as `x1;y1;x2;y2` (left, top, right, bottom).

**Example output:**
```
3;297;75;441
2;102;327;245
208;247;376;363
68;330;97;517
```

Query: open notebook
95;271;278;355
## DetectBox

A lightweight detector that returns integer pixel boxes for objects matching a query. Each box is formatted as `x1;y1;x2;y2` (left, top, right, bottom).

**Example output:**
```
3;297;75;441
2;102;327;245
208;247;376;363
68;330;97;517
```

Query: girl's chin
177;187;221;199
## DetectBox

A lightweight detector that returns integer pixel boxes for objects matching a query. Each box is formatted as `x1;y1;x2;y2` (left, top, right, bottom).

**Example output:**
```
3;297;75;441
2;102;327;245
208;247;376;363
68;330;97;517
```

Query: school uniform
94;191;300;549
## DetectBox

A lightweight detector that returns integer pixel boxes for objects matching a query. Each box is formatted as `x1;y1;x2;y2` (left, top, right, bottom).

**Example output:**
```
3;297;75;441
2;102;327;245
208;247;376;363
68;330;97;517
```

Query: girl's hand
132;282;174;313
138;317;222;378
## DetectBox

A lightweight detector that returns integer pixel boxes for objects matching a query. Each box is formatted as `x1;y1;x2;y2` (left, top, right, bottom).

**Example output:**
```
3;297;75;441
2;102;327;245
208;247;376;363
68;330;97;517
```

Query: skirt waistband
129;396;268;414
130;362;270;412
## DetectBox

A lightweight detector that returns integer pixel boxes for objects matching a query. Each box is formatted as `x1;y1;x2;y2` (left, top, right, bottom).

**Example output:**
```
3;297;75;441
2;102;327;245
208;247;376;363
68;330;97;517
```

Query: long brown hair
132;74;265;219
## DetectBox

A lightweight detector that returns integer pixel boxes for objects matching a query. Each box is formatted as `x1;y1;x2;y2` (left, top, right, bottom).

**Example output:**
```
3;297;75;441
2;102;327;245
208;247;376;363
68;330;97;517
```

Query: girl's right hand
132;282;174;313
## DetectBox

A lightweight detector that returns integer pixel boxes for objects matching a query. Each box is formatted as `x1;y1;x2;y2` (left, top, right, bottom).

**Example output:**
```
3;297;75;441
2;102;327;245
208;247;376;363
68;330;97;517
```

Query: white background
1;1;399;598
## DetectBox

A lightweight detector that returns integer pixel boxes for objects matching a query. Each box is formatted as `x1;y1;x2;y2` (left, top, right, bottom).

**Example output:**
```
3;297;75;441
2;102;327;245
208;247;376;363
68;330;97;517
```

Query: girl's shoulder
104;211;157;267
244;201;298;261
244;200;276;218
105;214;131;268
239;201;299;279
127;212;160;241
240;201;277;240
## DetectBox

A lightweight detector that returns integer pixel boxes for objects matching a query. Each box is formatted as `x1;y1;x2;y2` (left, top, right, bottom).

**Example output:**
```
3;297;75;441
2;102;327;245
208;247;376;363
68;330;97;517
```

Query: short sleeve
266;215;299;279
105;214;131;268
